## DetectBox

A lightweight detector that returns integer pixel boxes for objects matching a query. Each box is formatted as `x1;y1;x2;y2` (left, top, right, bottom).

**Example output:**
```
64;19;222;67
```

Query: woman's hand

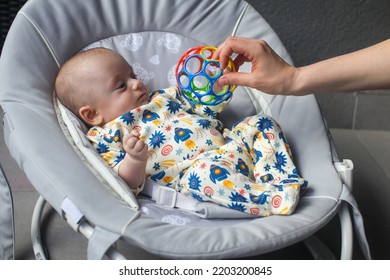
213;36;300;95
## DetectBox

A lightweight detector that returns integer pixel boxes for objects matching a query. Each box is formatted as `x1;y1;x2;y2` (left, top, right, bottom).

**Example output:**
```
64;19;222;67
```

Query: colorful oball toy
175;46;236;105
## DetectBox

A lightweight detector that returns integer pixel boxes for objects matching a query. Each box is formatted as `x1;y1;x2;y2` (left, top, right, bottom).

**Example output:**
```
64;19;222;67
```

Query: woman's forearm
292;39;390;94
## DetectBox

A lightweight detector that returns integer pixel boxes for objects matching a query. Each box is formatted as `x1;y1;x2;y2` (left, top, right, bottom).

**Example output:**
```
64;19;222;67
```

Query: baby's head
55;48;149;127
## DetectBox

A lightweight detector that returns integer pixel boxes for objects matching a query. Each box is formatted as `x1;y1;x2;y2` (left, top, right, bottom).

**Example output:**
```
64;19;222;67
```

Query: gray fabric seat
0;0;370;259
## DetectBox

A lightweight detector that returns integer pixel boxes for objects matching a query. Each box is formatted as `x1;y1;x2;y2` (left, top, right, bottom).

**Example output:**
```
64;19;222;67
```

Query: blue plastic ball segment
176;46;236;106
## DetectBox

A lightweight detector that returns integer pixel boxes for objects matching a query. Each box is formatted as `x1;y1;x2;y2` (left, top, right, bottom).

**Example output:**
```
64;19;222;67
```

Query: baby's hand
122;129;148;162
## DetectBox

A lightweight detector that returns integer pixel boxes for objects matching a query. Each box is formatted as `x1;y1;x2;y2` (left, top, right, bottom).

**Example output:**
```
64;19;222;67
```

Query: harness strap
340;185;372;259
142;179;198;211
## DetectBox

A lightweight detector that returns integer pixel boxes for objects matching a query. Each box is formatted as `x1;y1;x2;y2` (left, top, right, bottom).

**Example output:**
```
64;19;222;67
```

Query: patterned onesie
87;87;307;216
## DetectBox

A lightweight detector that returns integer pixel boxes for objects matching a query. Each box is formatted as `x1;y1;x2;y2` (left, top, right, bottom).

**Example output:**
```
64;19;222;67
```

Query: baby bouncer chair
0;0;371;260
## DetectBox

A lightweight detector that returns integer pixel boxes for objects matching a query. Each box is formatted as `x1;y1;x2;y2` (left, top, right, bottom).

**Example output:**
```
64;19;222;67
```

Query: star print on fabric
153;162;161;171
149;131;166;149
175;148;183;156
239;189;246;195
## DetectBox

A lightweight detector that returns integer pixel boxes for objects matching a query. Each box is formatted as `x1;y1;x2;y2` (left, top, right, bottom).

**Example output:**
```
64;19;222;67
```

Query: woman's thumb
218;72;252;88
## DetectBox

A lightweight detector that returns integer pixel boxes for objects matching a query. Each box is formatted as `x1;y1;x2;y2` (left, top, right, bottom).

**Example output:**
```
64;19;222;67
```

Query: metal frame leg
0;164;15;260
31;195;126;260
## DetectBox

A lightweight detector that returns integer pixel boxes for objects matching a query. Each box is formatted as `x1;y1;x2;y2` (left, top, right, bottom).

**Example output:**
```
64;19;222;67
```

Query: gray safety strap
0;164;14;260
142;179;252;218
87;226;122;260
340;184;372;260
143;179;199;211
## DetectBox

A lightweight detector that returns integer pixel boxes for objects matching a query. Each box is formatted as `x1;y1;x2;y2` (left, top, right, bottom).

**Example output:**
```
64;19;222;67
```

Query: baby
55;47;307;216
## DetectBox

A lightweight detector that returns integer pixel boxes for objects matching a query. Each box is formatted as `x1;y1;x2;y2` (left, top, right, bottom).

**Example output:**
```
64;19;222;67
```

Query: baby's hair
55;47;117;117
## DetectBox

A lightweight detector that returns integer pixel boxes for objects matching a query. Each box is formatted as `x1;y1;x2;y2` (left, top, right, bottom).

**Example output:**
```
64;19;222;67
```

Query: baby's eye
130;73;137;79
116;81;126;90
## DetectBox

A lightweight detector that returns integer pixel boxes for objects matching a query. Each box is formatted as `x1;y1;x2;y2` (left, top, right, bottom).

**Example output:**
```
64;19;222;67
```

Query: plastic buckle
154;186;178;208
61;197;84;231
335;159;354;190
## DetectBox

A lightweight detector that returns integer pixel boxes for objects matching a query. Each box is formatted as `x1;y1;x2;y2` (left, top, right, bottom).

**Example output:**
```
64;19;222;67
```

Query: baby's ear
79;106;103;126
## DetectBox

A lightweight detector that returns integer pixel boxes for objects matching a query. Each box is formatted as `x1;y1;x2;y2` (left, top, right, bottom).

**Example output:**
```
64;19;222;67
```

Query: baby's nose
130;79;142;90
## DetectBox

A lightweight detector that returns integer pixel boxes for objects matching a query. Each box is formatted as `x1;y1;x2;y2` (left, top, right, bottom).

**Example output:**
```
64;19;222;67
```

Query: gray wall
247;0;390;130
2;0;390;129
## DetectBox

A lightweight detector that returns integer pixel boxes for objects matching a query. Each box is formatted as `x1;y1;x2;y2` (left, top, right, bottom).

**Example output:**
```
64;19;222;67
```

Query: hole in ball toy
212;80;227;95
205;62;221;78
178;72;189;88
200;94;215;104
200;48;214;59
183;90;199;103
176;60;185;72
192;75;210;93
185;55;203;75
188;47;200;56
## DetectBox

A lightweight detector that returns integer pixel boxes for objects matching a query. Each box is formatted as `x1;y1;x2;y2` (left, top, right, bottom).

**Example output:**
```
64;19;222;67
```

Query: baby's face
85;51;149;124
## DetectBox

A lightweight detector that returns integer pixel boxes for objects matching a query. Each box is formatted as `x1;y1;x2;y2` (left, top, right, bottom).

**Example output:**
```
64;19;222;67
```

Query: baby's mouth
138;91;149;103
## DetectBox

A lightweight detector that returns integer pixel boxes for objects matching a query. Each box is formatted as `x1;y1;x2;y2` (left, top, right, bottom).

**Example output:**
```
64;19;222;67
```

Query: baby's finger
133;138;147;152
122;133;133;143
124;135;138;150
130;129;141;137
